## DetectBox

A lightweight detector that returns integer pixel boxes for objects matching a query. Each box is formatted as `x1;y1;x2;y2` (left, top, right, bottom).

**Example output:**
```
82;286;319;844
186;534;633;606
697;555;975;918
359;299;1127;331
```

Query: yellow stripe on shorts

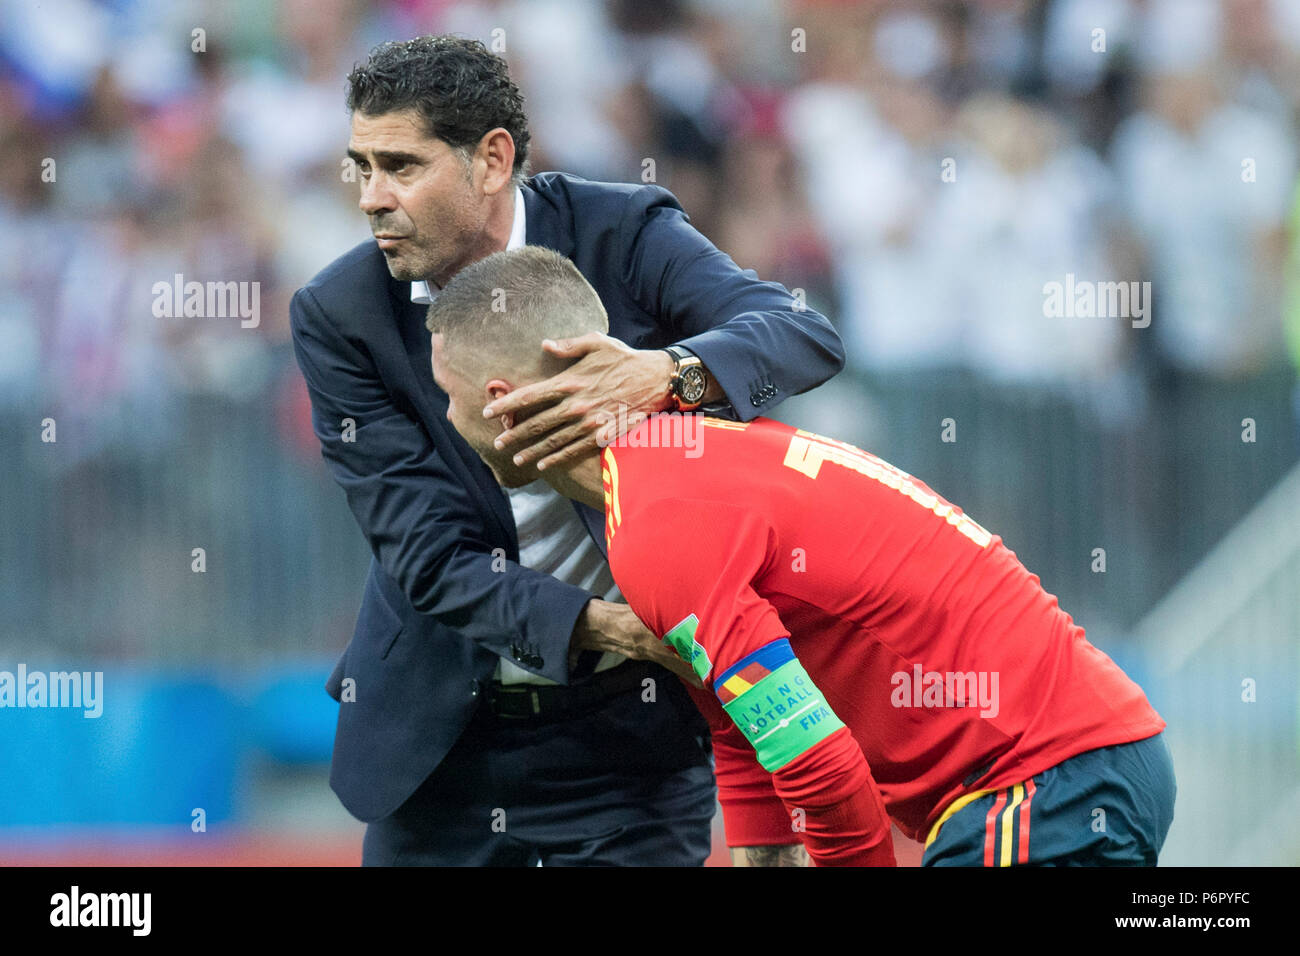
999;784;1026;867
925;787;997;849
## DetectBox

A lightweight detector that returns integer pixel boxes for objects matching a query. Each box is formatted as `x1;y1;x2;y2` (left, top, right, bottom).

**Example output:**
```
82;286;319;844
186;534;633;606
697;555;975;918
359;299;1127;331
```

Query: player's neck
542;456;604;512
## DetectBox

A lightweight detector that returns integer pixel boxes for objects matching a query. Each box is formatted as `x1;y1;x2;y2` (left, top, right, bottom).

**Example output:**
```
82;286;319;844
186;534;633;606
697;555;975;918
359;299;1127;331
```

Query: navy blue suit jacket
290;172;845;822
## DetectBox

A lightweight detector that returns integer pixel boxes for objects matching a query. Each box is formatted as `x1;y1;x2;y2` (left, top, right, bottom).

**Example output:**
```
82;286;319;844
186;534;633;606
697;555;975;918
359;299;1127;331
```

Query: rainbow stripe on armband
714;639;845;771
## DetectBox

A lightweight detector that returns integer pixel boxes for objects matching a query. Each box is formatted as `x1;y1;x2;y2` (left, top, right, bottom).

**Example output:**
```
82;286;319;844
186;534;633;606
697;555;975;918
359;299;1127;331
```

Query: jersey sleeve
681;681;794;847
610;495;895;866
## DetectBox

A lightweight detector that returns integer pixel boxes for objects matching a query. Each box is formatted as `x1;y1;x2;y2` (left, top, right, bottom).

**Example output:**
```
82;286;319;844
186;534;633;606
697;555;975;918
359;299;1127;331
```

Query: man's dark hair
347;35;531;183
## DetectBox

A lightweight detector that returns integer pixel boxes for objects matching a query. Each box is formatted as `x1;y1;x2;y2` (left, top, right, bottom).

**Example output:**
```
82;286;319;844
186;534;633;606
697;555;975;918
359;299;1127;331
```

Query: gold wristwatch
663;345;708;411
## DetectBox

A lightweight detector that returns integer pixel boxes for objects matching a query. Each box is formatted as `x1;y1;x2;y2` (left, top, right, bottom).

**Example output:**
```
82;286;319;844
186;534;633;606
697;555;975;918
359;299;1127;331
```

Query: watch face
678;366;707;404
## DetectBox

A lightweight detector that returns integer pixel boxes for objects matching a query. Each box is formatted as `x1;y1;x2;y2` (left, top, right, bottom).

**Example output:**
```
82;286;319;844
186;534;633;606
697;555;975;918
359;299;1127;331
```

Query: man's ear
486;379;514;429
476;128;516;196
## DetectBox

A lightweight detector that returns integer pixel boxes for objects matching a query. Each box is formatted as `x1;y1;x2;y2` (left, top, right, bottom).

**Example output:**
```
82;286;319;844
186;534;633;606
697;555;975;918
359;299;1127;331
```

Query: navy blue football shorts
922;732;1176;866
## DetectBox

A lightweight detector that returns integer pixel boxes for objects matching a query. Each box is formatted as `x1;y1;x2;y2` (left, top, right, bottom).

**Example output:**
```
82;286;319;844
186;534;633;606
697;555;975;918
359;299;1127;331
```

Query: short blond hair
426;246;609;386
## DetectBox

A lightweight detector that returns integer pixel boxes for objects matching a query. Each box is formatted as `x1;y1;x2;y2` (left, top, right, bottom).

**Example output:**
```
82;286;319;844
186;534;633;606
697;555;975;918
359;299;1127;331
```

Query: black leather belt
483;659;656;722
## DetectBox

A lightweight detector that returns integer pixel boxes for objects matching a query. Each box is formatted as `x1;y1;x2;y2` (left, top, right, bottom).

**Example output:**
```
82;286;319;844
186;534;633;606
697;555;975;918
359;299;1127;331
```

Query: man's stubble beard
382;244;439;283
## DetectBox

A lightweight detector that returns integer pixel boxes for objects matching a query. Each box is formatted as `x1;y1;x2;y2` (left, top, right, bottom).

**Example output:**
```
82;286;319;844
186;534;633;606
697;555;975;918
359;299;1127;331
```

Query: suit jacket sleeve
291;285;592;684
618;186;845;419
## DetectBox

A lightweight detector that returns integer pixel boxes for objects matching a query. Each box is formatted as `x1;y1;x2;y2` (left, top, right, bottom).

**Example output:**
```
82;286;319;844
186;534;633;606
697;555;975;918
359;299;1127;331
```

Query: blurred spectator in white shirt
940;93;1125;388
1111;68;1295;377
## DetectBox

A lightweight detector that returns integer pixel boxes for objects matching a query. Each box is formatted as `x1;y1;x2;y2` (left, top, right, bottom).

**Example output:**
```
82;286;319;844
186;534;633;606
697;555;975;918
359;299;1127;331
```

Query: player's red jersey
601;415;1165;852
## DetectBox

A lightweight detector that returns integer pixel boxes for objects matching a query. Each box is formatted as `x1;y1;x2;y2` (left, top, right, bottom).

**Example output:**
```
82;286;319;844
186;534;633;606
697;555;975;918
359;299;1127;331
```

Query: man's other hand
570;598;703;687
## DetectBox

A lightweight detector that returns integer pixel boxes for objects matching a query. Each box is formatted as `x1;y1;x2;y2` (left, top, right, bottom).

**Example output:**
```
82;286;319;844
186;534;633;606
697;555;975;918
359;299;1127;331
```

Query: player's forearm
710;638;895;866
771;728;897;867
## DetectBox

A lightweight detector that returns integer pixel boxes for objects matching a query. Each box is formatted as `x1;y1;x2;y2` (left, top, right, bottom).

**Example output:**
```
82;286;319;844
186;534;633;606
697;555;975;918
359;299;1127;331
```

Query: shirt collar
410;185;526;304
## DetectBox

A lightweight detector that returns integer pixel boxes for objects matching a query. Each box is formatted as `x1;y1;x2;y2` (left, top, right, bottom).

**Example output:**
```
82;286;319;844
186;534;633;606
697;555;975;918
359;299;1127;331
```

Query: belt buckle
490;683;544;719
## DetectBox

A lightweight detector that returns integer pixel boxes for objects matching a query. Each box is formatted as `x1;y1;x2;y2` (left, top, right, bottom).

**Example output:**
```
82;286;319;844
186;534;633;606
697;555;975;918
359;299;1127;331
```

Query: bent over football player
427;245;1176;867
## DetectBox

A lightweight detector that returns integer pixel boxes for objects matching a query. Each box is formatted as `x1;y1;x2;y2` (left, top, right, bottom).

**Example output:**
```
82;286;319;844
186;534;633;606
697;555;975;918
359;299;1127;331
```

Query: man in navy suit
290;35;846;865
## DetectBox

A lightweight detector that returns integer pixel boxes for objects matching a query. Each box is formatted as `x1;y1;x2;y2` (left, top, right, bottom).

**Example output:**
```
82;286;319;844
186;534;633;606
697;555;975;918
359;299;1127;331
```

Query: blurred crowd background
1;0;1297;865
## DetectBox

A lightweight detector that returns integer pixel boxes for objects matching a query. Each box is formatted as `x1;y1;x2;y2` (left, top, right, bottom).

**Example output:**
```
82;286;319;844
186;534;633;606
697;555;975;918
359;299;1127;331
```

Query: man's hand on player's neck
484;333;685;471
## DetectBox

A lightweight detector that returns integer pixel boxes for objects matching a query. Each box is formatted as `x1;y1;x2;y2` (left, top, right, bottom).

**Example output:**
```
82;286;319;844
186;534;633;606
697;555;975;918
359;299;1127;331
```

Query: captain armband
713;638;845;771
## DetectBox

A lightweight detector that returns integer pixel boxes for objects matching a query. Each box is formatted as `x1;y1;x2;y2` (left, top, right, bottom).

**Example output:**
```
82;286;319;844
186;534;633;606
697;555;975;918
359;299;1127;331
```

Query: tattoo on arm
731;844;810;867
